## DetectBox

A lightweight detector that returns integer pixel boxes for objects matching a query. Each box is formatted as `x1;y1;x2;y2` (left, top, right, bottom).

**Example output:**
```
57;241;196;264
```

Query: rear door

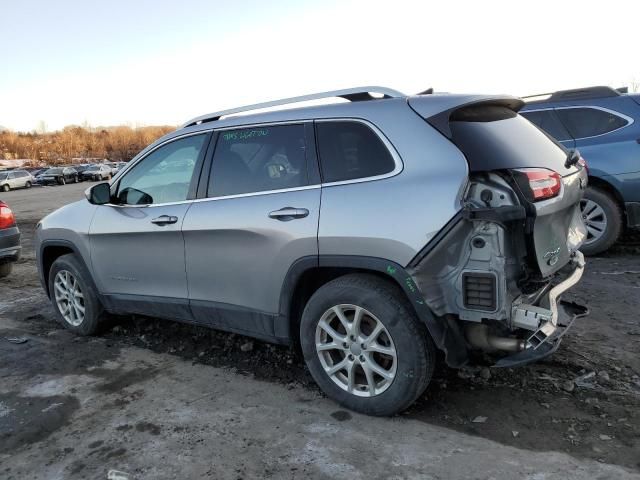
89;132;210;315
182;123;320;338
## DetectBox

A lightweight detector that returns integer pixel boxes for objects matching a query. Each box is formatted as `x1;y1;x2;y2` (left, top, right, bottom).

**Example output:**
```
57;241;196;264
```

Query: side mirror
85;182;111;205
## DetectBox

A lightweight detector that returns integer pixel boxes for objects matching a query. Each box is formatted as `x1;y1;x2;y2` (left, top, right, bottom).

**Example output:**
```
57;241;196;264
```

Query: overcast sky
1;0;638;132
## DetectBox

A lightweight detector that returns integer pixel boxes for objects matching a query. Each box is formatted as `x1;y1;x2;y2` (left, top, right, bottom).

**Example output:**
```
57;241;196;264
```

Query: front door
89;132;211;316
182;123;320;339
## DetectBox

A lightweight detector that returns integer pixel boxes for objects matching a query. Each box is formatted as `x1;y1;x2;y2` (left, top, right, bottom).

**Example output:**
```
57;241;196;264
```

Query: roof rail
522;86;622;104
182;86;406;128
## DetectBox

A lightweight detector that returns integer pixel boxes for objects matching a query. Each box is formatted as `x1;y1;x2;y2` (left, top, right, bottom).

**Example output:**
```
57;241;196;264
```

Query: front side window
208;124;308;197
520;110;572;142
555;107;629;139
116;134;207;205
315;121;396;183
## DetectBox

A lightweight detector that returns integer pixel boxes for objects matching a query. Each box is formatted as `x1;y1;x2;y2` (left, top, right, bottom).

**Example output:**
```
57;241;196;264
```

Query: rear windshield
449;106;574;175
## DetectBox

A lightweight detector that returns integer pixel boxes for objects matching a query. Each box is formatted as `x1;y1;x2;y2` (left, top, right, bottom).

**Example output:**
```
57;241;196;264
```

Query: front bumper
37;178;59;185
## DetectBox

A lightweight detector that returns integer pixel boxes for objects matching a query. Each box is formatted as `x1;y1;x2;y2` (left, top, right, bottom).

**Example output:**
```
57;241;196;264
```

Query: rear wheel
48;254;104;335
73;175;78;183
25;181;32;189
300;274;435;416
580;187;622;255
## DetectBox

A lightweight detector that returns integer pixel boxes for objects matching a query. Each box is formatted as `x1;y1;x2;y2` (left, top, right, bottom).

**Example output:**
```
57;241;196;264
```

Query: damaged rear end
408;96;589;367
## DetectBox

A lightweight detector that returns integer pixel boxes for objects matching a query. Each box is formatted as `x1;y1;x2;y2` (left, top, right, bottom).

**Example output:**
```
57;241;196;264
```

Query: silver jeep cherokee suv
35;87;588;415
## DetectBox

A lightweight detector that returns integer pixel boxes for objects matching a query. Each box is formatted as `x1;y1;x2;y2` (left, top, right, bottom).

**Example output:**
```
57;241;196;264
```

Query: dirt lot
1;183;639;479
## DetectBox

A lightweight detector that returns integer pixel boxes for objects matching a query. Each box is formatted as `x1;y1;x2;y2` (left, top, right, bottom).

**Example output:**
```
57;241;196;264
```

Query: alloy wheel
315;304;397;397
580;199;608;245
53;270;85;326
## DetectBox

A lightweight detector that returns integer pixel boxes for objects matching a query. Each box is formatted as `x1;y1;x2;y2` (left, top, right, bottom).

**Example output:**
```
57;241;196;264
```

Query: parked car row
0;162;127;190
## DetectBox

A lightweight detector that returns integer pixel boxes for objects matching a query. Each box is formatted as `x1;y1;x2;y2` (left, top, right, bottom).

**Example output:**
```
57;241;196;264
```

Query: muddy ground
1;183;639;479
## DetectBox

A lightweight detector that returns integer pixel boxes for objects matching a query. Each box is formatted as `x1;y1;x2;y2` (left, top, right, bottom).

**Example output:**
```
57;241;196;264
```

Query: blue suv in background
521;86;640;254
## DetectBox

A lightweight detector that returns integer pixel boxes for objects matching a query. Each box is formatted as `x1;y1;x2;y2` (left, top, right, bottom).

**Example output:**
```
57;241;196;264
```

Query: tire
580;187;623;256
25;181;32;189
0;263;13;278
1;184;9;192
59;177;66;186
73;175;78;183
48;254;104;335
300;274;435;416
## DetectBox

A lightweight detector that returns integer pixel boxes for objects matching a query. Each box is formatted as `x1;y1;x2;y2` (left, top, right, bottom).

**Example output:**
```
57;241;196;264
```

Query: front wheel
73;175;78;183
580;187;623;256
59;177;66;185
300;274;435;416
48;254;105;335
1;184;9;192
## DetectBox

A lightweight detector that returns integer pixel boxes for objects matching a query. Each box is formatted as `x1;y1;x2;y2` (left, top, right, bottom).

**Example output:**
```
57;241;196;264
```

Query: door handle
268;207;309;221
151;215;178;226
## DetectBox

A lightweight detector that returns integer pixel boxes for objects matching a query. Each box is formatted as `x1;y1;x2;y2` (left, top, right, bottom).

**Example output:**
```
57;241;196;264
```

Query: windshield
44;168;63;175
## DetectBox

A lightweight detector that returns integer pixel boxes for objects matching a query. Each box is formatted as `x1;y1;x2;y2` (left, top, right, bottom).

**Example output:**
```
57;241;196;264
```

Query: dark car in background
0;200;20;278
521;86;640;254
80;164;112;181
36;167;79;186
73;164;94;179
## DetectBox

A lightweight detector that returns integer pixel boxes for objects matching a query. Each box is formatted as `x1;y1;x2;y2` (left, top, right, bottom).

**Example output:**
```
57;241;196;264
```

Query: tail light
577;155;588;173
0;202;16;229
512;168;562;202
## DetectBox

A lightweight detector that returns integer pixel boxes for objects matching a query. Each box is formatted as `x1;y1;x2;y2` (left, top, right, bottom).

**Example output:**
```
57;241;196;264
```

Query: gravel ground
1;183;639;478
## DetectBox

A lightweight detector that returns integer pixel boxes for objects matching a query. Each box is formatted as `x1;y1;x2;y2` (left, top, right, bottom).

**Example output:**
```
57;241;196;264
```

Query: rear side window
448;106;571;173
315;121;395;183
208;124;308;197
520;110;572;141
555;107;628;139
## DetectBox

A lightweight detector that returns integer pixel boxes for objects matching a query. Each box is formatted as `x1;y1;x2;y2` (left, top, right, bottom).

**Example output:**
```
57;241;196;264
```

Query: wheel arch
587;176;625;211
279;255;468;367
39;240;98;299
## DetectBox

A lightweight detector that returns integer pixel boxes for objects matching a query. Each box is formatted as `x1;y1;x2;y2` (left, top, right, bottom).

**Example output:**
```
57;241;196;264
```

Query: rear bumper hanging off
494;300;588;368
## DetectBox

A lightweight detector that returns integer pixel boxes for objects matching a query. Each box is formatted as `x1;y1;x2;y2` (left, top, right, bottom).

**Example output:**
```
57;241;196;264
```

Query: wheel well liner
39;240;97;299
279;255;468;367
587;176;625;210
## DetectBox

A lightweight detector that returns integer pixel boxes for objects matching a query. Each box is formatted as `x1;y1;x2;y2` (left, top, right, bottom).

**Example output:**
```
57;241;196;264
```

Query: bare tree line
0;125;175;166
